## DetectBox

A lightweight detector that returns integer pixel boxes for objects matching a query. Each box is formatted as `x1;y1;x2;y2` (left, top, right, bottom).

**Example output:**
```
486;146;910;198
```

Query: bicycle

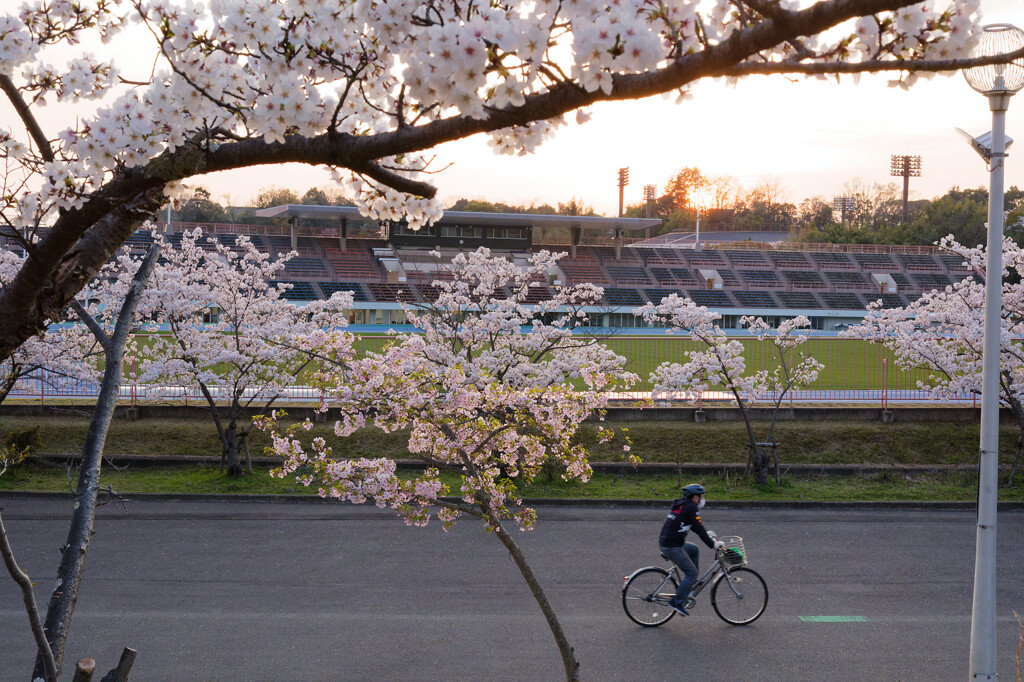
622;536;768;627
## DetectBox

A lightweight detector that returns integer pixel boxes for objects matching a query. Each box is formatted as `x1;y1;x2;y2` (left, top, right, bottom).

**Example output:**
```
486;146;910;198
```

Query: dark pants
660;542;700;604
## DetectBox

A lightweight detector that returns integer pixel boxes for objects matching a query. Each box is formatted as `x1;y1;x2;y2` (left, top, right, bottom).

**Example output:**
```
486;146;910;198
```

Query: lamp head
963;24;1024;96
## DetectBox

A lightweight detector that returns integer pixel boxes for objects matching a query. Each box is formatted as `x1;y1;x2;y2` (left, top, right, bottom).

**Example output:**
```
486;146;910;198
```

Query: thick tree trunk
483;506;581;681
223;420;243;477
32;245;158;679
748;442;770;485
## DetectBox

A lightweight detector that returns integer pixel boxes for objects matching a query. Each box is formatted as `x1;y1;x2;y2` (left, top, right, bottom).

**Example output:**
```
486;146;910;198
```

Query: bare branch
0;75;54;163
0;509;58;682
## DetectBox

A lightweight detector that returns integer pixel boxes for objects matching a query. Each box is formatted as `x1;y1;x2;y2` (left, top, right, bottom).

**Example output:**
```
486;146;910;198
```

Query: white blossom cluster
636;293;822;406
846;236;1024;405
136;228;353;406
0;245;148;397
265;247;637;530
0;0;985;235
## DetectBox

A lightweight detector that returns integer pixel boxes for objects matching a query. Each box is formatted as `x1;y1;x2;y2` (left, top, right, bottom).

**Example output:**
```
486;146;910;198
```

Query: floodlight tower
890;154;921;223
617;167;630;217
832;196;855;222
643;184;657;218
961;23;1024;682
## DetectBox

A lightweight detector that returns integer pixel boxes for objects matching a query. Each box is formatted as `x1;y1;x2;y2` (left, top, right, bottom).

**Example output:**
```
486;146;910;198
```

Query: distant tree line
169;178;1024;251
620;165;1024;249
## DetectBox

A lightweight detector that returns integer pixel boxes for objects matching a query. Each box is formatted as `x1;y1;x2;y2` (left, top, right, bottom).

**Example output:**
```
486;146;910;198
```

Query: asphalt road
1;497;1022;682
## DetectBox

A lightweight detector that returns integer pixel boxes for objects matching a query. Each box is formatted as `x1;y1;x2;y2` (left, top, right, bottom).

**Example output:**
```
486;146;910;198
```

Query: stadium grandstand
95;204;979;332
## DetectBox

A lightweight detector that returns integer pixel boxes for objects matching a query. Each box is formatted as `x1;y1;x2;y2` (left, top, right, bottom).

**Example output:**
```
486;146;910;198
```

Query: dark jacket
658;497;715;548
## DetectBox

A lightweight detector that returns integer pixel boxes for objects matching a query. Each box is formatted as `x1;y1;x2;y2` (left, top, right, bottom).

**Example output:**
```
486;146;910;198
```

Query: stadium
116;203;972;335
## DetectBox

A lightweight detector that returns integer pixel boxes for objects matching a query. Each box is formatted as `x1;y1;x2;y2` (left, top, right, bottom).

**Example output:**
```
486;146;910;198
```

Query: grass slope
1;414;1022;501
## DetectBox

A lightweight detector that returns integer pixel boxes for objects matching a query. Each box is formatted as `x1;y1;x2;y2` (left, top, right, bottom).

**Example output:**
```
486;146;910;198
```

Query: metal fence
5;335;973;408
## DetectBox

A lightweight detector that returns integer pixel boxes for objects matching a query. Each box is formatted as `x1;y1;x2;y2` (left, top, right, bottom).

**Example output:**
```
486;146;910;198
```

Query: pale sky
12;0;1024;218
198;0;1024;216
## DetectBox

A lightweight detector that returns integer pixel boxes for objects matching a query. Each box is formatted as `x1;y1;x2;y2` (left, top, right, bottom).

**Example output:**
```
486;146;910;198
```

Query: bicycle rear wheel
622;567;678;627
711;567;768;625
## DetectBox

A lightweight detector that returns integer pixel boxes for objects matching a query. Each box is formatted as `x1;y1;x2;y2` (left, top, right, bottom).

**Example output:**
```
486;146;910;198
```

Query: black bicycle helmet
681;483;706;498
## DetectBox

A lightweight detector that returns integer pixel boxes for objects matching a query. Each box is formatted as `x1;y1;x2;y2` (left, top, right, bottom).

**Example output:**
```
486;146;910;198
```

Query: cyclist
658;483;724;616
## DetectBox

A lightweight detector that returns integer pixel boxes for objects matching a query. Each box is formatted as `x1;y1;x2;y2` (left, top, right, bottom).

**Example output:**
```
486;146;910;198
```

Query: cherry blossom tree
0;0;1009;363
0;249;96;404
637;296;823;483
847;236;1024;482
137;228;351;476
1;240;160;682
264;248;636;681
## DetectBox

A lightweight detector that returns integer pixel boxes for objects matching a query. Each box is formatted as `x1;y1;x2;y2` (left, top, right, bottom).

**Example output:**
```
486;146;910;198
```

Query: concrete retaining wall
0;403;1001;423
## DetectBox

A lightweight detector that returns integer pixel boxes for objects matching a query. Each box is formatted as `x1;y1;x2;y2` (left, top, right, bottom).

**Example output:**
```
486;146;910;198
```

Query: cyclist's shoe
667;600;689;616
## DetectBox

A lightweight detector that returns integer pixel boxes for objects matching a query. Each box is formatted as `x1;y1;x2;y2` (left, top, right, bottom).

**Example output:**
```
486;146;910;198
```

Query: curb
1;490;1021;511
27;454;1002;477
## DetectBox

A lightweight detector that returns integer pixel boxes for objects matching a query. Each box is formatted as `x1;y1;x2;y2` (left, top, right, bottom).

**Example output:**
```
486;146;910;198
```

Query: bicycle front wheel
622;567;678;627
711;567;768;625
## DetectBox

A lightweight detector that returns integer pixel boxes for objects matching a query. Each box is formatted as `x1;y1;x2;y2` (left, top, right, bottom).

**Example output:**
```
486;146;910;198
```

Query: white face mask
698;498;706;509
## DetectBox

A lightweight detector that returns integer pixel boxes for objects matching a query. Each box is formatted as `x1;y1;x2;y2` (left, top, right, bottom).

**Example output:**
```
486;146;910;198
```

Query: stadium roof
630;230;791;247
254;204;661;232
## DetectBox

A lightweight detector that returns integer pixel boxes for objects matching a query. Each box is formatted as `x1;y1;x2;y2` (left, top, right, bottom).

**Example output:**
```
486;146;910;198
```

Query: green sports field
346;333;931;394
117;332;931;396
601;335;931;393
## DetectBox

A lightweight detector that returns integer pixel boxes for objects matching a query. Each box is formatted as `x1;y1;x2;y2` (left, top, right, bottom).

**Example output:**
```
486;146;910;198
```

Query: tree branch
721;47;1024;78
0;509;58;682
68;302;111;354
0;74;54;163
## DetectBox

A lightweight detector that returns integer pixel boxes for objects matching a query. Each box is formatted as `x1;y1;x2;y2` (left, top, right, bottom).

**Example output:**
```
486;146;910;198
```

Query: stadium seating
323;244;380;280
283;256;327;277
824;271;870;289
769;251;811;268
649;248;685;264
560;263;609;284
606;266;651;285
319;281;370;302
273;280;318;300
687;289;735;307
725;250;768;267
890;272;912;288
939;253;972;272
912;273;953;289
603;287;646;306
777;291;822;308
818;292;866;309
896;253;940;271
644;288;683;304
739;270;781;287
811;252;855;269
716;269;739;287
732;290;778;307
146;224;986;318
124;231;155;251
367;282;417;303
782;270;825;288
521;283;552;304
684;250;728;267
867;293;906;309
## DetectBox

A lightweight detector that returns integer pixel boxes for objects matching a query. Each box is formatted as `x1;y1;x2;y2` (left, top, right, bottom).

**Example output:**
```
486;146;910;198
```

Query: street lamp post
889;154;921;223
617;167;629;218
832;195;855;223
643;184;657;219
961;23;1024;682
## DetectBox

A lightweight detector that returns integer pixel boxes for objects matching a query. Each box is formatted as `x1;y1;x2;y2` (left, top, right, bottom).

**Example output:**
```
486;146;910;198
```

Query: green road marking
799;615;867;623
